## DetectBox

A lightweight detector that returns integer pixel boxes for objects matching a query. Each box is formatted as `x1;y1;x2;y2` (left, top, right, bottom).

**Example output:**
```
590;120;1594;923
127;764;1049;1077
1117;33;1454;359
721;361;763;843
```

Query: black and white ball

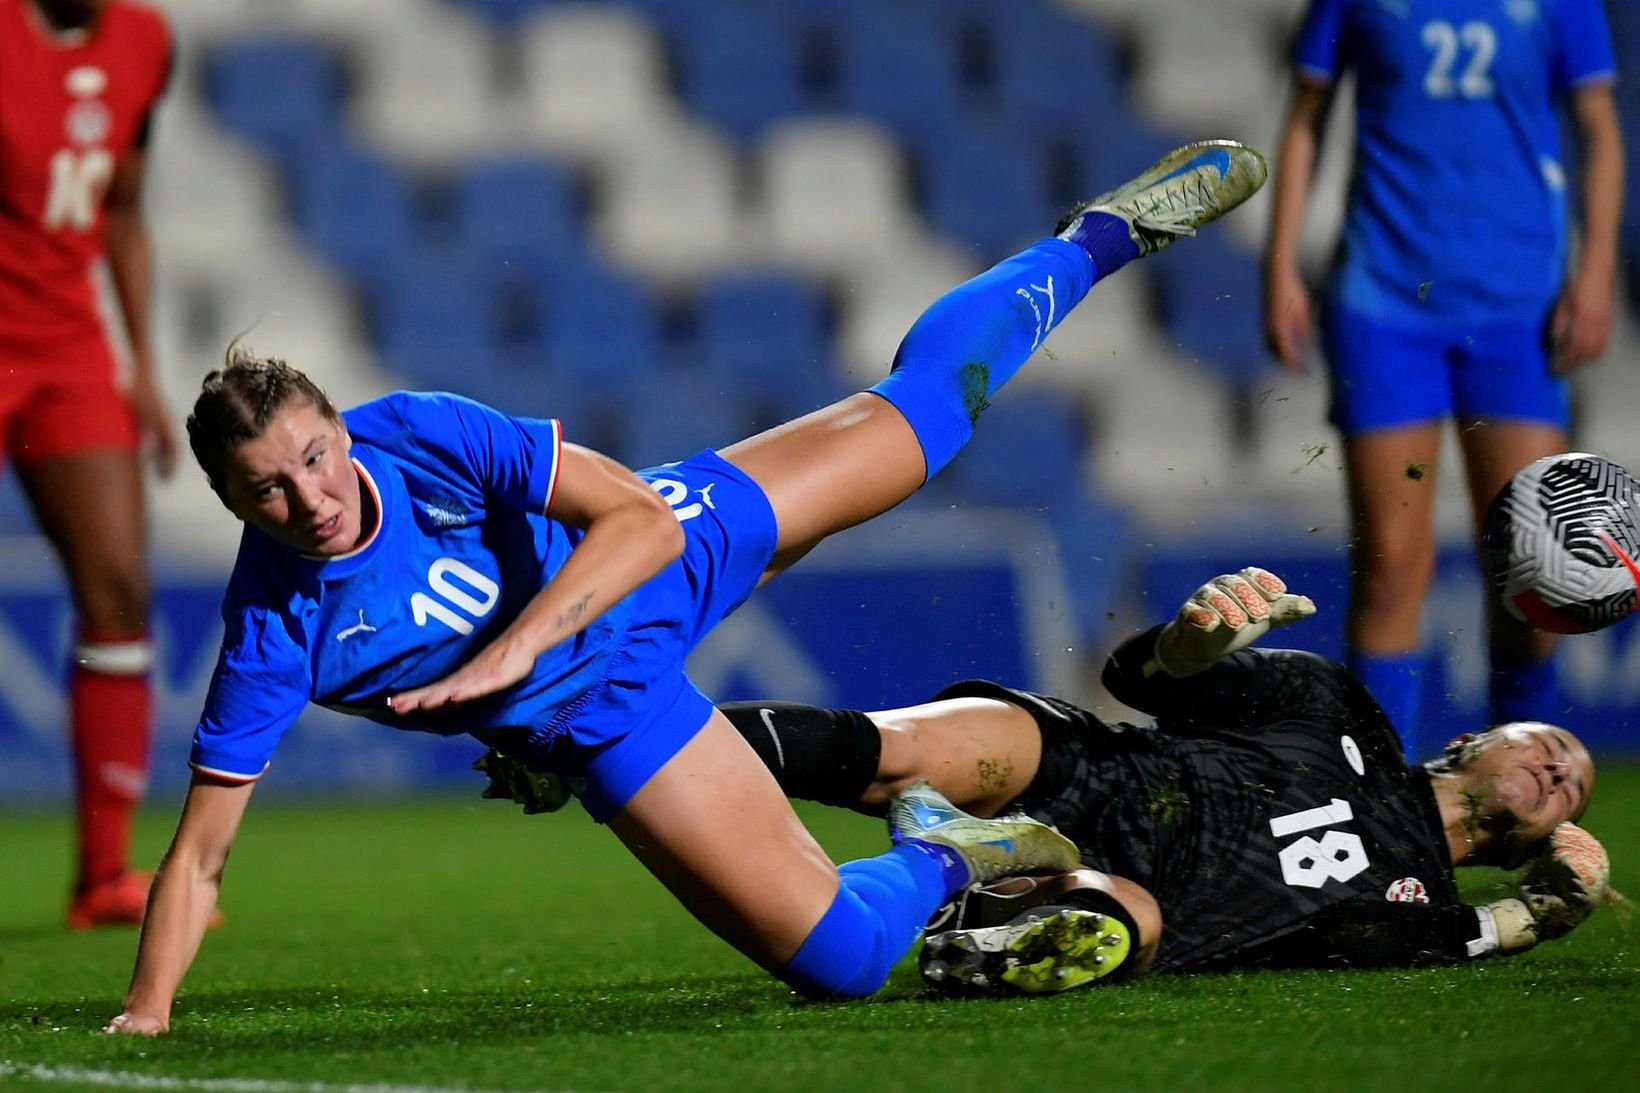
1480;453;1640;634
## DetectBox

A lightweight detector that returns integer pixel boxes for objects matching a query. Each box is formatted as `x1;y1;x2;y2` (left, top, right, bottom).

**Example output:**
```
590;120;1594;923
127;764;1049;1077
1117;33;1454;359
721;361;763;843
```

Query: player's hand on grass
1153;568;1317;678
1482;822;1610;952
103;1012;167;1036
387;636;536;715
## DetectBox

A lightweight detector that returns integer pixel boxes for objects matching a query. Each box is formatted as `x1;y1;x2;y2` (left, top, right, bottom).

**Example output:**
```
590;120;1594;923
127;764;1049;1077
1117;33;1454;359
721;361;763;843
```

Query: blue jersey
190;391;632;781
1294;0;1616;325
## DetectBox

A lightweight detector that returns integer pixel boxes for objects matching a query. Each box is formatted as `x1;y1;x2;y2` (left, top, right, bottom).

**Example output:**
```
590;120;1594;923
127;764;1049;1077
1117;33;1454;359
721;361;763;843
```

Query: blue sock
1348;649;1426;760
1489;649;1564;726
868;238;1095;480
780;845;948;999
1059;210;1140;278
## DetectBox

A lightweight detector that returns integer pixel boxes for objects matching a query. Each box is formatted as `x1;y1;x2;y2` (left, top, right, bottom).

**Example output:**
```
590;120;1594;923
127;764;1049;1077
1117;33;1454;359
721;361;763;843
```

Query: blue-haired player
104;142;1267;1033
1261;0;1625;759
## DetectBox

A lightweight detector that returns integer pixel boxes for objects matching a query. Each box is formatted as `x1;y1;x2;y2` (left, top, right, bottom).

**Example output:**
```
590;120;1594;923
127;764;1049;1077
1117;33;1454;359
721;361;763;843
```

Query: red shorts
0;328;137;471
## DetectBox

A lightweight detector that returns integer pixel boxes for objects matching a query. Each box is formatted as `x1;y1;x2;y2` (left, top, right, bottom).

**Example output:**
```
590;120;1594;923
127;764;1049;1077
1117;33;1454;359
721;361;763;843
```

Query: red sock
69;629;154;893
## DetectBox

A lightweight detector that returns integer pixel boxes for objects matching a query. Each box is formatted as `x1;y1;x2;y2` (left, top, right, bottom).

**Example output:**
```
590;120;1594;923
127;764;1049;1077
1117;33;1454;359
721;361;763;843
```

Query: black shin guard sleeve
718;701;882;808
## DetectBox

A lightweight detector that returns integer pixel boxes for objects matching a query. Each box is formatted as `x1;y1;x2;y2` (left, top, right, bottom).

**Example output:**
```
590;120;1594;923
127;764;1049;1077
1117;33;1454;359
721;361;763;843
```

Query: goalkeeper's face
1456;724;1595;842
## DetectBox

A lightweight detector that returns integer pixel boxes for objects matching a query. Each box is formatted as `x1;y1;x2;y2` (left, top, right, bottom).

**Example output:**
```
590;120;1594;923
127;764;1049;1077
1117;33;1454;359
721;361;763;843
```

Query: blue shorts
1321;307;1570;435
539;449;777;822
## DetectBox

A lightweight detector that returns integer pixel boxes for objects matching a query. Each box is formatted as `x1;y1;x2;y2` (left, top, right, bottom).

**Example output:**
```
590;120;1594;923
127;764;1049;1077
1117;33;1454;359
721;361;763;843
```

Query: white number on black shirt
1269;797;1370;889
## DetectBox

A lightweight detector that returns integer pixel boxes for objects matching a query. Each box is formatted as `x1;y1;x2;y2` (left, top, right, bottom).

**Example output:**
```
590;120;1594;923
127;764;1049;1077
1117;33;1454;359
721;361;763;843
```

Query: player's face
219;399;362;557
1460;724;1594;840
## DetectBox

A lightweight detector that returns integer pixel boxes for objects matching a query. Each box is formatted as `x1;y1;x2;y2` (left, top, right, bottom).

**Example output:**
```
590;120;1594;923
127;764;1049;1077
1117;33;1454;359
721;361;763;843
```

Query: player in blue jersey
104;142;1268;1033
1261;0;1624;759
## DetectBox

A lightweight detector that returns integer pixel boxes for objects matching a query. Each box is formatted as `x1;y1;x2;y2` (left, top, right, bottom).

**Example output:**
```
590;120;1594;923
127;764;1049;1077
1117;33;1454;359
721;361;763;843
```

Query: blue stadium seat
912;123;1055;257
832;7;968;139
1151;233;1272;392
368;252;501;395
618;380;756;471
451;155;584;277
451;0;552;26
1045;495;1132;643
672;4;807;139
695;272;841;417
0;472;38;537
290;143;420;281
953;389;1087;508
528;264;668;386
984;9;1127;140
205;35;346;164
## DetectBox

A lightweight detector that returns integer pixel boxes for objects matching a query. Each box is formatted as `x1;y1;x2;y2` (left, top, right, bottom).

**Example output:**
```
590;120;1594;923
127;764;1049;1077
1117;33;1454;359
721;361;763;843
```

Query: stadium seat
618;379;755;471
288;143;421;281
1128;5;1286;142
526;263;669;386
451;0;551;26
983;7;1127;140
952;389;1088;508
516;4;682;167
832;7;969;140
348;3;510;167
1151;233;1273;396
205;34;346;164
695;272;843;419
753;117;921;277
452;154;585;278
144;105;283;266
367;252;503;395
593;125;748;286
670;2;807;141
911;122;1056;258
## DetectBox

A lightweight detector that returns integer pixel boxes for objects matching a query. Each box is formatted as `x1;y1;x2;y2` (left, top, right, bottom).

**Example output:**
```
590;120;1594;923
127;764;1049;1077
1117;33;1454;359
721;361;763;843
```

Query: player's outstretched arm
105;774;256;1035
1147;568;1315;679
388;444;683;714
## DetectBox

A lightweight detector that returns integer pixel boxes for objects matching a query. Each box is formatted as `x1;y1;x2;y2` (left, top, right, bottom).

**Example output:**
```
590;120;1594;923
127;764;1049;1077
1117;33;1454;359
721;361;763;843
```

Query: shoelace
925;875;1045;934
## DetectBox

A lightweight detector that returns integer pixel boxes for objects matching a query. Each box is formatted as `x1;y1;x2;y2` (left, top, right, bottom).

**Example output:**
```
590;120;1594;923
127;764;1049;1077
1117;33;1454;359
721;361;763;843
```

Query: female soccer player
0;0;176;927
104;141;1266;1032
1261;0;1625;759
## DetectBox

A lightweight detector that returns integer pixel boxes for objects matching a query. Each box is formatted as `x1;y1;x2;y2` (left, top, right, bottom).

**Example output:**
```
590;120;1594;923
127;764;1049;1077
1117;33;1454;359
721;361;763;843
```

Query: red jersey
0;0;170;346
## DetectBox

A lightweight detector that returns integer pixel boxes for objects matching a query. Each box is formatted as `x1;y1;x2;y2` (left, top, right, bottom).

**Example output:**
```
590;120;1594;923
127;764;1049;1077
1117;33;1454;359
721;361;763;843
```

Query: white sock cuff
74;639;154;676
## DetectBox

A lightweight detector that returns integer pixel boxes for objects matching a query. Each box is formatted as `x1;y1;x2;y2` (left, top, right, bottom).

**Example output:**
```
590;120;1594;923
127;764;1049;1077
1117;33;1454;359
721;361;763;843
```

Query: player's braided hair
187;339;341;498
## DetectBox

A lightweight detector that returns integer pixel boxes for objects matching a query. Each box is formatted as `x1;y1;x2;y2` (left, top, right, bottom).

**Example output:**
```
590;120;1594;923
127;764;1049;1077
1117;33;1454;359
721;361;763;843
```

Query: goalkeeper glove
1478;822;1609;954
1149;567;1317;678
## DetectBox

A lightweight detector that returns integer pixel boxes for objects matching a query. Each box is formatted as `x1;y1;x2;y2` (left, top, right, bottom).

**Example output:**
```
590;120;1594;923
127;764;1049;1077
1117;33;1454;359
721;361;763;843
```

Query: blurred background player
714;569;1610;993
0;0;175;927
1261;0;1625;759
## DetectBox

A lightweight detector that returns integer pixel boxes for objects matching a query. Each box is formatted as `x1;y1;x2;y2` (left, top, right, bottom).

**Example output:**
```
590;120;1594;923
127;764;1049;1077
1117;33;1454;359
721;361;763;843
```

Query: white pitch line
0;1062;577;1093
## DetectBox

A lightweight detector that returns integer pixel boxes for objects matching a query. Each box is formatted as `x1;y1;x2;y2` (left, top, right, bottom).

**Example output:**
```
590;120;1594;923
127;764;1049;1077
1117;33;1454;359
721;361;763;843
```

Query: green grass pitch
3;768;1637;1093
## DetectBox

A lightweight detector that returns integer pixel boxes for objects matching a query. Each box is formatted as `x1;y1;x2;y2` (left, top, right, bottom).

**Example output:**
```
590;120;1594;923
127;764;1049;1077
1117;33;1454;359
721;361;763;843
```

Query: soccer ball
1480;453;1640;634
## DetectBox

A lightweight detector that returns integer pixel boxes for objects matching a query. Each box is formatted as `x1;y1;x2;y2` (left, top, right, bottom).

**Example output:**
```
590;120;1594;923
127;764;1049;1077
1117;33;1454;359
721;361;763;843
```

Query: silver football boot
1056;140;1268;256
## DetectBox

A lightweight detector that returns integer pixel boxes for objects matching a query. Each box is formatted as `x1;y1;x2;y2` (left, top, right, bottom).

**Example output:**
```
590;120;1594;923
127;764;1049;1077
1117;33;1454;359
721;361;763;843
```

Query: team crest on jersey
66;101;110;146
422;497;472;528
65;66;108;98
1385;877;1429;903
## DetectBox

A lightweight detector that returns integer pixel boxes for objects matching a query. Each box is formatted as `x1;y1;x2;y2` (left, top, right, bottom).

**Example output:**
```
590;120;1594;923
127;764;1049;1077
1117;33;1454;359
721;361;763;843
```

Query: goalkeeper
709;569;1611;993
